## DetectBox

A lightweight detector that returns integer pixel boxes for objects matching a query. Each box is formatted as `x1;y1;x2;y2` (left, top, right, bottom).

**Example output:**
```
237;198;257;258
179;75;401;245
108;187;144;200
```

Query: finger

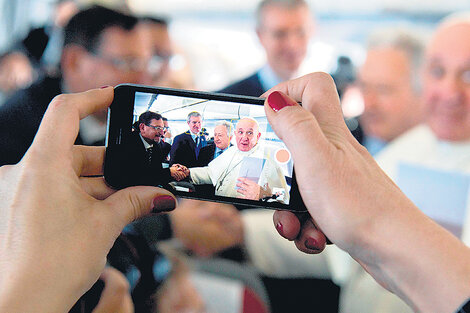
101;186;176;231
72;146;106;176
92;267;132;313
294;219;327;254
32;87;114;158
80;177;117;200
237;189;246;196
235;182;246;188
262;72;346;131
273;210;301;240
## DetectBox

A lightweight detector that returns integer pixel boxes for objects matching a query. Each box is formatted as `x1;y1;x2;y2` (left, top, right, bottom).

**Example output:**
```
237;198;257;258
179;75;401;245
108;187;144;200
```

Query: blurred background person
354;28;426;155
0;0;78;103
338;12;470;313
161;116;173;144
137;16;173;86
218;0;314;97
0;5;154;165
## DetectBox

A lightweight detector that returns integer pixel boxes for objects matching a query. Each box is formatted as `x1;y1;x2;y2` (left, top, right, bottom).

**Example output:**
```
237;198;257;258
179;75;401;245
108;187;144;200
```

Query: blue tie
195;136;201;158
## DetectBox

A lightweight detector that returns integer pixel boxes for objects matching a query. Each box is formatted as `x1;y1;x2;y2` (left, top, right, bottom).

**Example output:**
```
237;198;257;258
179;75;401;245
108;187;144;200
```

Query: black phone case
104;84;307;212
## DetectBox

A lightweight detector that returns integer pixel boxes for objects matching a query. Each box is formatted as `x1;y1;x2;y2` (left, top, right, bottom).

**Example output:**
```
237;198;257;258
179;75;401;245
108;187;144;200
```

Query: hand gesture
236;177;262;200
170;164;189;181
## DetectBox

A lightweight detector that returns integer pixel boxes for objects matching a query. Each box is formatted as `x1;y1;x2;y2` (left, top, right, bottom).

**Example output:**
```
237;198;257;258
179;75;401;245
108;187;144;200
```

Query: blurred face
213;125;231;150
423;23;470;141
188;116;202;134
137;22;173;84
139;118;164;143
163;120;172;138
257;4;313;80
75;26;153;92
358;47;423;142
235;118;261;152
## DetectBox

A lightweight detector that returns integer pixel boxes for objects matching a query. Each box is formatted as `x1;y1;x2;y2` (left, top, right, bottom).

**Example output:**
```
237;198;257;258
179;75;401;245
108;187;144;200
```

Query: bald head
422;15;470;141
235;118;261;152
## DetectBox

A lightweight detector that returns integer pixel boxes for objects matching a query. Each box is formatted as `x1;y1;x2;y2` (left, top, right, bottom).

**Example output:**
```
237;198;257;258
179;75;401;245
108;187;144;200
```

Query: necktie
195;136;201;159
146;147;153;164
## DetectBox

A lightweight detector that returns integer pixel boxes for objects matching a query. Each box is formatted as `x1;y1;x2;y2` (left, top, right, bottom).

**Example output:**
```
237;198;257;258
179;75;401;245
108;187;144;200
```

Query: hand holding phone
104;84;307;211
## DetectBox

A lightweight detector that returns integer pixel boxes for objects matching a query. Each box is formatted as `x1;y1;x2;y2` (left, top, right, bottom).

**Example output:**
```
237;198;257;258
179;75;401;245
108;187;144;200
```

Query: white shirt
339;124;470;313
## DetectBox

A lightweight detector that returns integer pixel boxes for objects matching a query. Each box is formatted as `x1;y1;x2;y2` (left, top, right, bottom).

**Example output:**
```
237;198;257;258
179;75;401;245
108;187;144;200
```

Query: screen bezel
104;83;307;212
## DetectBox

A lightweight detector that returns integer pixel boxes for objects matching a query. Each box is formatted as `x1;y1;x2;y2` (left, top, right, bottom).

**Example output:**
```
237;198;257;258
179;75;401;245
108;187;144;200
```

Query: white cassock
189;143;290;203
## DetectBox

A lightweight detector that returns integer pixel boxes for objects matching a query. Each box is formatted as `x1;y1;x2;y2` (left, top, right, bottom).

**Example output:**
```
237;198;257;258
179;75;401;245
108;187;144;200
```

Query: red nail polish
305;238;319;250
100;85;111;89
276;222;283;235
152;195;176;213
267;91;296;112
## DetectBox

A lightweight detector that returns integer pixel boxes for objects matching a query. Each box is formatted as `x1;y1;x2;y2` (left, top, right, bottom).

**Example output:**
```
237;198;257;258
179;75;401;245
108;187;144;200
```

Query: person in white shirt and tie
169;111;207;168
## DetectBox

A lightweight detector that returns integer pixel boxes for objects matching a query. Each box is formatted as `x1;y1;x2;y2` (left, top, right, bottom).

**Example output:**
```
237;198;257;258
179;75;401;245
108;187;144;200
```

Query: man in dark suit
0;5;156;166
197;121;233;166
169;111;207;168
218;0;314;97
108;111;186;188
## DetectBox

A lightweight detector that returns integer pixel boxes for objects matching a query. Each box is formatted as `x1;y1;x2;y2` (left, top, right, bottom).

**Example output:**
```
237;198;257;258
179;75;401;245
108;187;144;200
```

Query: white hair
367;27;425;92
438;11;470;30
215;121;233;137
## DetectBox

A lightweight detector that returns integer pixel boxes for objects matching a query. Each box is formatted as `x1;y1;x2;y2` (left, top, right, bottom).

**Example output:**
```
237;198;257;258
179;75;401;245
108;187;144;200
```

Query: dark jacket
0;75;62;165
169;131;200;168
218;72;265;97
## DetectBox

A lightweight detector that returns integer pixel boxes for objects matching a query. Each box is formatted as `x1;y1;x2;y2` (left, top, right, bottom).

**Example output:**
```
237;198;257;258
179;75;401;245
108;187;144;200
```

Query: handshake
169;164;190;181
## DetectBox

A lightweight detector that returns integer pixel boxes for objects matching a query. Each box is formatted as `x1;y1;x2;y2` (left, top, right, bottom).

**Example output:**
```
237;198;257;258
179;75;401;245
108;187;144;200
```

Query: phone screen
105;84;306;211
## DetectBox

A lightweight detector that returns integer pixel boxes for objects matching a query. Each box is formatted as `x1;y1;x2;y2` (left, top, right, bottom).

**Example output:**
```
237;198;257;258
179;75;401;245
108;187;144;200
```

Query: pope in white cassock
187;117;290;203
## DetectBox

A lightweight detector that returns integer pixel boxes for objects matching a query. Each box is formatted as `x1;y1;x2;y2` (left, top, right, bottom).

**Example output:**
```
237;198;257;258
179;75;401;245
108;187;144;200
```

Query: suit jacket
169;131;200;168
106;131;171;188
218;72;265;97
158;141;171;163
197;144;216;167
0;75;62;165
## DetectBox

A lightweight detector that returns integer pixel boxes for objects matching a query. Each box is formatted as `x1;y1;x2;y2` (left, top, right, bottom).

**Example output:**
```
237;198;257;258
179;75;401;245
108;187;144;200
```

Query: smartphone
104;84;307;212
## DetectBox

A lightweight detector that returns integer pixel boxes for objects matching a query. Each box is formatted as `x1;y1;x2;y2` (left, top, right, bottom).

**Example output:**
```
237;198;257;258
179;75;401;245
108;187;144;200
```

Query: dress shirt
257;64;297;91
363;135;387;156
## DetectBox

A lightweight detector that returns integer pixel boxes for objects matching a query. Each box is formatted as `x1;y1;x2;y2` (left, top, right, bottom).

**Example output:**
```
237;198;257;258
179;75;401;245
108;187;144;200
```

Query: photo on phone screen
105;84;306;211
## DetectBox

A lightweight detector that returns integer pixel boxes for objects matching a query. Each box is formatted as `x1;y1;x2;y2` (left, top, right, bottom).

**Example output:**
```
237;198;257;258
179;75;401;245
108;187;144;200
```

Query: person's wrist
0;265;82;313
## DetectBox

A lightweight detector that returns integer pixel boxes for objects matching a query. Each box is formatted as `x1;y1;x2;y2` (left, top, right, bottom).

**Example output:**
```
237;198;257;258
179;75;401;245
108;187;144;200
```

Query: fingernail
305;238;320;250
100;85;111;89
275;222;283;235
267;91;296;112
152;195;176;213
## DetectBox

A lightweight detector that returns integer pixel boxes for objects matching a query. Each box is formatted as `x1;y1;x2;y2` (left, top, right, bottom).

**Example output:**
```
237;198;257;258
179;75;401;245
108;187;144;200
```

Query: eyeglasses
91;53;171;73
146;124;165;131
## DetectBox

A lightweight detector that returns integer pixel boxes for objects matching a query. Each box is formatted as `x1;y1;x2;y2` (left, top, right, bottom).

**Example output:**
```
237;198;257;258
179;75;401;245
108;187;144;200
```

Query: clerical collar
139;133;153;149
258;64;296;91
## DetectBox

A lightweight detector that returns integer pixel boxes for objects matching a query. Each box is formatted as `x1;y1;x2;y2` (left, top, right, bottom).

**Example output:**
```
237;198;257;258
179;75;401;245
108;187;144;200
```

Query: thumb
102;186;176;230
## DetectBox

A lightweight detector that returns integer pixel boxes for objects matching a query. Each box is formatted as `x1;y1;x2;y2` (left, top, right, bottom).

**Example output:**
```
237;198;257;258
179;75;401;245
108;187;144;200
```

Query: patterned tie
146;147;153;164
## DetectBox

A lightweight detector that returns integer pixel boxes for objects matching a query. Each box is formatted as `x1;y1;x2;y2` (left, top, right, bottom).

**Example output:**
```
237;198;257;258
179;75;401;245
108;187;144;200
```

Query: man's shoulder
377;125;432;159
1;75;62;113
217;72;264;97
200;143;215;152
173;131;192;141
375;124;434;176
